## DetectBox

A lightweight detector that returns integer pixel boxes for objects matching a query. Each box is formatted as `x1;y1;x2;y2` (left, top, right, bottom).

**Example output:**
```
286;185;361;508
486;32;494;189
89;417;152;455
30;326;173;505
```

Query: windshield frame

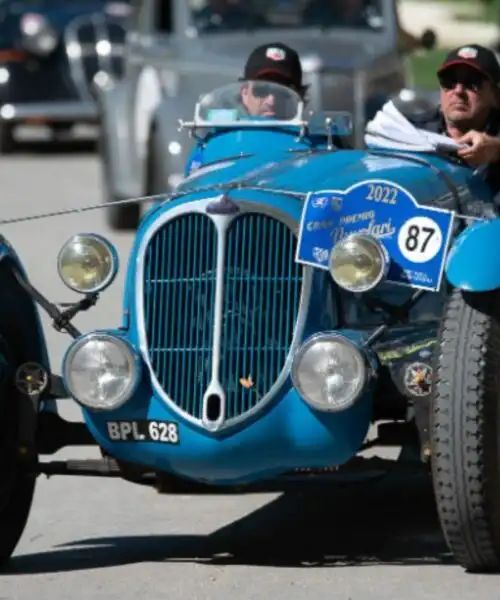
186;80;306;129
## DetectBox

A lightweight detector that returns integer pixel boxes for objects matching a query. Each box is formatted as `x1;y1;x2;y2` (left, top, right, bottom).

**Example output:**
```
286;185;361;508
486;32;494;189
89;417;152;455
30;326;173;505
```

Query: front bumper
0;99;98;124
82;383;374;486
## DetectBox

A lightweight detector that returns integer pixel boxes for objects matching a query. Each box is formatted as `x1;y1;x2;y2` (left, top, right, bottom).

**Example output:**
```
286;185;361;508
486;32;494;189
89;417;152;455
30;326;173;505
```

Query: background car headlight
57;233;118;294
329;234;388;293
20;13;58;56
63;333;141;411
291;333;367;412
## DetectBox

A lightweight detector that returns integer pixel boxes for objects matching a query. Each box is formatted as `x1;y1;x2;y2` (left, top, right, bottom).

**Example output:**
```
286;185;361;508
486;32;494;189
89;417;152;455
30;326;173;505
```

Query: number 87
405;225;435;253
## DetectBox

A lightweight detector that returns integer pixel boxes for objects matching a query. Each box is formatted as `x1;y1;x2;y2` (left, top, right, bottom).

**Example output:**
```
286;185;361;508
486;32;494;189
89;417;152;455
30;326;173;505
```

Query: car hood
178;148;473;211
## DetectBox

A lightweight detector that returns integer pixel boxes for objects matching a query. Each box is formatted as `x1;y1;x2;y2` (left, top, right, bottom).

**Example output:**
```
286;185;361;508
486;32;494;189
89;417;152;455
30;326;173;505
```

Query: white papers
364;100;467;153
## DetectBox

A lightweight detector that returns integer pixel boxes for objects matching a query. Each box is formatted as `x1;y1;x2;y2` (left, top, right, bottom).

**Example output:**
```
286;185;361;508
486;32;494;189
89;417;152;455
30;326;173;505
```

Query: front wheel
0;122;15;155
430;288;500;572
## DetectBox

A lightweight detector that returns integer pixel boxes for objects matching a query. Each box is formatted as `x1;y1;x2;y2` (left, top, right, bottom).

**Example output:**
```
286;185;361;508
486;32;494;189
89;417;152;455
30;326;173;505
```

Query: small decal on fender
403;362;433;397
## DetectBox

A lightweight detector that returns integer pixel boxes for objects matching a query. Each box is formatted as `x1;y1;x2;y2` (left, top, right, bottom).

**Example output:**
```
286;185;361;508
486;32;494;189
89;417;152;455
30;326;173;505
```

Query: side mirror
307;111;353;138
420;28;437;50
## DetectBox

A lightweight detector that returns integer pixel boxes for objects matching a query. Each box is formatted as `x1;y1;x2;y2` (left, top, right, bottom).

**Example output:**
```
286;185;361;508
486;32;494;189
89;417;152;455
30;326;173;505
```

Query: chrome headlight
329;234;388;293
62;333;141;411
20;13;58;56
57;234;118;294
291;333;368;412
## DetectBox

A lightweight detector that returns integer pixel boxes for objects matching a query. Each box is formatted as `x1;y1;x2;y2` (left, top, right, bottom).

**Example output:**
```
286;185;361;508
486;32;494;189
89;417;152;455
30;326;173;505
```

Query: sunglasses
439;71;489;92
250;81;298;98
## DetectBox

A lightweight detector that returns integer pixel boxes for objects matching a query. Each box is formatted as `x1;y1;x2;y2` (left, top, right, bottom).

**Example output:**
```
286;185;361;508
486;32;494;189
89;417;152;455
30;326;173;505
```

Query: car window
187;0;384;34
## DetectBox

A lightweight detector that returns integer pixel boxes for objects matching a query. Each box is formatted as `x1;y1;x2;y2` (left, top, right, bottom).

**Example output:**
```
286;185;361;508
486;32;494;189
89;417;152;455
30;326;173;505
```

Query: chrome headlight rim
57;233;119;295
291;332;369;413
62;331;142;412
329;233;389;293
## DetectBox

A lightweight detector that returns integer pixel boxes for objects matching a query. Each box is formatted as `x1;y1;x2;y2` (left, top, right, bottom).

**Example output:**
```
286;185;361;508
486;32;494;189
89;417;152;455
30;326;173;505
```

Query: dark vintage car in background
0;0;131;152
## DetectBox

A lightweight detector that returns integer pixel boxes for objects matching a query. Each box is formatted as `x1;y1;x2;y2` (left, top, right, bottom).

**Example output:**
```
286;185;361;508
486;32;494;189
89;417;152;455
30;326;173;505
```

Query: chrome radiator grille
142;209;304;427
64;14;126;101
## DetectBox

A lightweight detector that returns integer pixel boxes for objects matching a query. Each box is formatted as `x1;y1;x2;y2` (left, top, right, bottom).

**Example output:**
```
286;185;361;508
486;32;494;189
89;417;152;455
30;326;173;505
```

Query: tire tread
431;288;500;571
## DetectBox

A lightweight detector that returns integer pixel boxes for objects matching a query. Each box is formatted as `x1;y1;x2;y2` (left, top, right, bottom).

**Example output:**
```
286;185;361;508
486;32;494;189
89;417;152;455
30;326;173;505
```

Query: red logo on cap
266;47;286;61
457;47;478;59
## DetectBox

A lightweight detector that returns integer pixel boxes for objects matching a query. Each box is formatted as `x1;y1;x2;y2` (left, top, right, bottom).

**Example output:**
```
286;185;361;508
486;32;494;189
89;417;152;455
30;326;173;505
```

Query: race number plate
295;179;455;291
106;420;180;444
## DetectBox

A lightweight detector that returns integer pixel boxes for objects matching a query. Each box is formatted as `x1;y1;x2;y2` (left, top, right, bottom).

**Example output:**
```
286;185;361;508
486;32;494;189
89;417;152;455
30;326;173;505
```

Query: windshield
195;81;303;123
189;0;384;33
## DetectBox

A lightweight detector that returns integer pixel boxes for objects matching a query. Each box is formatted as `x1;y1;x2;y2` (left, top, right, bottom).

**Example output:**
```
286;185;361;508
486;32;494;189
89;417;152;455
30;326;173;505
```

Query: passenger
413;44;500;194
238;42;308;118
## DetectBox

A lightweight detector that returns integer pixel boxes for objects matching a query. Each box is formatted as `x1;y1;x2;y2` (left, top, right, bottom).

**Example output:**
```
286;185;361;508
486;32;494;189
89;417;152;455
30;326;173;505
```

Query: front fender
445;218;500;291
96;78;136;199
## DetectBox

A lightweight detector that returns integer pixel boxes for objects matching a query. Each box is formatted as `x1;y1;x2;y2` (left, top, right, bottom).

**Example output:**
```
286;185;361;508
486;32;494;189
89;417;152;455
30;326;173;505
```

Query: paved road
0;134;497;599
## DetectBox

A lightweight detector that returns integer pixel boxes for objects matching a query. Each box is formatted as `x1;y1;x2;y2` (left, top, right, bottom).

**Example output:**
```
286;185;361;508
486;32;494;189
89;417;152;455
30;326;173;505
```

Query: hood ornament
206;194;240;215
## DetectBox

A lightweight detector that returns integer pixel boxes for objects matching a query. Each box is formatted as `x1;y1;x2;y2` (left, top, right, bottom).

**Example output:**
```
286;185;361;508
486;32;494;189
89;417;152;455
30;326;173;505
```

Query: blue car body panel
446;217;500;291
182;128;330;181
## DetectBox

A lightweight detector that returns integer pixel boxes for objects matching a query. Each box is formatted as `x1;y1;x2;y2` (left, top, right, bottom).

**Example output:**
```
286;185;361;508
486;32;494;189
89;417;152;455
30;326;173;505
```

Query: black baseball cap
241;42;304;89
437;44;500;84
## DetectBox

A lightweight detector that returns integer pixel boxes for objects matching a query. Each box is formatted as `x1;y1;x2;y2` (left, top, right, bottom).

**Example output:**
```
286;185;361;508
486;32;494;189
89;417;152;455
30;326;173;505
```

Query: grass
412;0;500;23
407;48;451;90
454;5;499;23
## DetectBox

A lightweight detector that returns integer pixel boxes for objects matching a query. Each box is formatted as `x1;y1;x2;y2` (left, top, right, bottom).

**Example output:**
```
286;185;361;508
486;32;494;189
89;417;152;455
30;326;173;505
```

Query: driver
238;42;308;117
411;44;500;195
184;43;307;175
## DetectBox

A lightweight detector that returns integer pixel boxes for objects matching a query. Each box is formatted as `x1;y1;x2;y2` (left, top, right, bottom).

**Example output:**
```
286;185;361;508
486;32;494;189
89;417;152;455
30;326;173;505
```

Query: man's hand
456;130;500;166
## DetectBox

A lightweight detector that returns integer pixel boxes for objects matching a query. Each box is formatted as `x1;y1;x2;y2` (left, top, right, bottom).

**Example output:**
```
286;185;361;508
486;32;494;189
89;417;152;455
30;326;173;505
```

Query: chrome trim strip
201;212;232;431
0;100;98;120
135;198;312;432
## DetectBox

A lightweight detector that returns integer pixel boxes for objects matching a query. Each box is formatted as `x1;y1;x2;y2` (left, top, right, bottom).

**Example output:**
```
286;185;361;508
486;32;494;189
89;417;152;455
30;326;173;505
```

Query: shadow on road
7;139;97;155
2;471;456;574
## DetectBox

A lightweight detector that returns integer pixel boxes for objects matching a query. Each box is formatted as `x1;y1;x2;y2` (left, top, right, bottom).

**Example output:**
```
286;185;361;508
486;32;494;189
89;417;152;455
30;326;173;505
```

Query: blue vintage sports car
0;81;499;573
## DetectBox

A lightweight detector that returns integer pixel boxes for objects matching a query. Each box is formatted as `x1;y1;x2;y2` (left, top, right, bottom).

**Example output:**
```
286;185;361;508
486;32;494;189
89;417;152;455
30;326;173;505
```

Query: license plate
106;420;180;444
